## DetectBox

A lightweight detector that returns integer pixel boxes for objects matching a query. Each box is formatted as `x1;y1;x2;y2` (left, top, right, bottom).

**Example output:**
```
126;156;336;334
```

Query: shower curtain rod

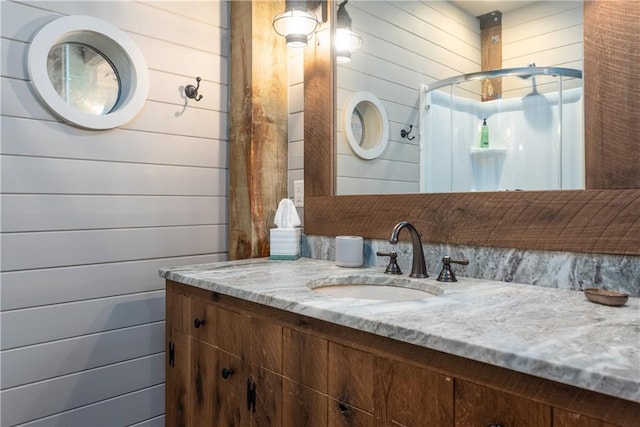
425;66;583;93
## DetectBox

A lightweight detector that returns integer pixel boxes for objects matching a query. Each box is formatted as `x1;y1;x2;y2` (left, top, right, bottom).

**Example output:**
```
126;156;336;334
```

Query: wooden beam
229;1;289;259
304;0;335;198
584;0;640;189
478;10;502;101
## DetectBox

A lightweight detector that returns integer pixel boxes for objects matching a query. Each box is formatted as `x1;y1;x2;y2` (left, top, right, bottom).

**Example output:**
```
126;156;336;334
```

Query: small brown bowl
584;288;629;306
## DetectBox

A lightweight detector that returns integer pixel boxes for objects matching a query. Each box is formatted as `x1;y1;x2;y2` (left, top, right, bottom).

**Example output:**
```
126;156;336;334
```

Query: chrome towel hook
185;76;203;101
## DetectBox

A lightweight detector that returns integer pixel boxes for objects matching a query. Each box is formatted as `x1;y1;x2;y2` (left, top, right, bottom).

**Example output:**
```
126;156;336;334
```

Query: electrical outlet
293;180;304;207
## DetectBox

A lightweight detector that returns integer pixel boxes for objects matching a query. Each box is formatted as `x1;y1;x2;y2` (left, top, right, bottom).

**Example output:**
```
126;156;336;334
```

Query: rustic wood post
229;0;289;259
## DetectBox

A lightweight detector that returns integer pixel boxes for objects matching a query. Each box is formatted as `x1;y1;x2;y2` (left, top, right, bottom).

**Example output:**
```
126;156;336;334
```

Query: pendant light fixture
335;0;362;63
273;1;320;48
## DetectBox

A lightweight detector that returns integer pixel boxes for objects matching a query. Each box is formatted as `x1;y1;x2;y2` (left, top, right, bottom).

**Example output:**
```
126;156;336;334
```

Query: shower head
518;63;537;80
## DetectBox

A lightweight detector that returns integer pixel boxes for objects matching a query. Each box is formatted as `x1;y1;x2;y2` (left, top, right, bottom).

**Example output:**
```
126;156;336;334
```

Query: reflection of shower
520;63;551;127
519;63;539;96
419;66;584;193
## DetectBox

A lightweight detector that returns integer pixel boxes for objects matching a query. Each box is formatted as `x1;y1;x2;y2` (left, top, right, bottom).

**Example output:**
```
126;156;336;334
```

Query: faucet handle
376;251;402;275
437;256;469;282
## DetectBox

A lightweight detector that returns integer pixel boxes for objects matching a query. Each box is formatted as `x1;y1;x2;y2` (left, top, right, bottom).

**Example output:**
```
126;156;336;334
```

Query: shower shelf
470;147;506;157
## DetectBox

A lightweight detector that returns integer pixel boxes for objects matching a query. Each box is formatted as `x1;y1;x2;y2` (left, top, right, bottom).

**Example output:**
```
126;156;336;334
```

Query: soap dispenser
480;118;489;148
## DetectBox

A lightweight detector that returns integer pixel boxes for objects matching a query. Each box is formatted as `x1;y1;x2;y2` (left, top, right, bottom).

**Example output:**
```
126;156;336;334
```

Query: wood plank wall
0;1;229;425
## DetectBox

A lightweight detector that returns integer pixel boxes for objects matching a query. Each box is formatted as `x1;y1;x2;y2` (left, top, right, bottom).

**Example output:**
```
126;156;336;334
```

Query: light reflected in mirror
336;0;584;195
47;42;120;115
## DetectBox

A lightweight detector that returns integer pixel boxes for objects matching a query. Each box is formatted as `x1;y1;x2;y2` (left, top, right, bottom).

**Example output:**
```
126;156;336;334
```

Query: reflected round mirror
47;43;120;115
351;108;364;146
341;91;389;160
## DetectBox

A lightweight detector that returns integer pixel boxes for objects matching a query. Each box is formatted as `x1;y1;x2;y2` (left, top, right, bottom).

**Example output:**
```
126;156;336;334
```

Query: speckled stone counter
160;257;640;404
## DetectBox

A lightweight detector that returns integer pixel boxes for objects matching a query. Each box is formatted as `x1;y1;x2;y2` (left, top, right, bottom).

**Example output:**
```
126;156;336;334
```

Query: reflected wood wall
584;0;640;189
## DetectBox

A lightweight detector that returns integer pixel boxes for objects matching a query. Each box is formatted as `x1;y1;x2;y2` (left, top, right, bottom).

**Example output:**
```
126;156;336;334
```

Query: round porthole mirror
341;92;389;160
28;15;149;130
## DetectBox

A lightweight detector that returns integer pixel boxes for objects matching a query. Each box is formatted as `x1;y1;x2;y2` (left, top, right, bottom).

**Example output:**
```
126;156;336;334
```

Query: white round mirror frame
28;15;149;130
341;91;389;160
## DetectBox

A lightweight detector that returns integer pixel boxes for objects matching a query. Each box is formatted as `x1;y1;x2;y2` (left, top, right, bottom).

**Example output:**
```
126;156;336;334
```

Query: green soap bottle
480;118;489;148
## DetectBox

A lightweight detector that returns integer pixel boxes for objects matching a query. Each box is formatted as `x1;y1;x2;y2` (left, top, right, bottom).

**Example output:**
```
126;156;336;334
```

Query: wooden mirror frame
303;1;639;256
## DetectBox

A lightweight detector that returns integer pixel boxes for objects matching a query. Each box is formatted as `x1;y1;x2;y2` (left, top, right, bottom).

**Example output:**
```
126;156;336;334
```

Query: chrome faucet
389;221;428;278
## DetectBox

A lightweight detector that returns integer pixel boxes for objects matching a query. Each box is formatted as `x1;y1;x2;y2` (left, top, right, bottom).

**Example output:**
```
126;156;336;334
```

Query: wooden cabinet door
553;408;618;427
328;342;374;413
166;283;191;427
166;329;191;427
251;366;283;426
216;350;248;426
191;339;249;427
455;380;551;427
374;357;454;426
282;378;328;427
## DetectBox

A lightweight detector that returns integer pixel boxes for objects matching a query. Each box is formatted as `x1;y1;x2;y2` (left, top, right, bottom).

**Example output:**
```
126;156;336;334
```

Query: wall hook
400;124;415;140
185;77;203;101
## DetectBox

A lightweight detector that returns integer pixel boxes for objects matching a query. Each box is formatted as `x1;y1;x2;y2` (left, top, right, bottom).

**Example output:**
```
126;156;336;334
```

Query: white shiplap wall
336;0;583;195
0;1;229;425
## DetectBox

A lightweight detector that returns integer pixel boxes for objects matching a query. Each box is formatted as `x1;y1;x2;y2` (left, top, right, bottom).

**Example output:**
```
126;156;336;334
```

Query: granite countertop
160;257;640;403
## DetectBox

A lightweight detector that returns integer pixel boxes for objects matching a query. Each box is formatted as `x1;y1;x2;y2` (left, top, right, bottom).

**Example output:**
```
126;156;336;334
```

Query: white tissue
273;198;301;229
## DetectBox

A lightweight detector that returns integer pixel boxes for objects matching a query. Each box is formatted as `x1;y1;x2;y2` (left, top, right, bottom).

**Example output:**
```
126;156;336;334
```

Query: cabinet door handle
221;368;234;379
247;379;256;412
193;318;205;328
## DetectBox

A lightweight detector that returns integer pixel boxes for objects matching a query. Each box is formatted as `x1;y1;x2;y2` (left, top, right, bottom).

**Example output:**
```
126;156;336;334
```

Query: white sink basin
306;274;442;301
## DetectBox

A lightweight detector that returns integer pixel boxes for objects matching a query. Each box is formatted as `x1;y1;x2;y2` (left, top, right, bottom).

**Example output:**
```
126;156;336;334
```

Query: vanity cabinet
166;280;639;426
455;380;551;426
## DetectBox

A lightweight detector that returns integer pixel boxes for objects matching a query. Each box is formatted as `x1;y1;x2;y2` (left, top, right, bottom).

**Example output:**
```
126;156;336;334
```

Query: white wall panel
503;1;583;69
1;156;226;196
1;254;224;311
137;0;229;30
2;322;164;388
21;386;164;427
2;194;226;232
1;77;228;138
1;225;226;271
22;0;226;55
0;354;164;426
1;290;165;350
1;117;226;167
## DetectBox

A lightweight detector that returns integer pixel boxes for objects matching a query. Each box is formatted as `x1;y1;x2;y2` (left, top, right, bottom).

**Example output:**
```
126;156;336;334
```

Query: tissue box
269;228;301;260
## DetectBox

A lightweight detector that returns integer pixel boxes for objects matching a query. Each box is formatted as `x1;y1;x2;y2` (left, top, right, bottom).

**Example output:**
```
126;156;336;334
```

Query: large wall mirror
302;0;639;256
336;1;584;195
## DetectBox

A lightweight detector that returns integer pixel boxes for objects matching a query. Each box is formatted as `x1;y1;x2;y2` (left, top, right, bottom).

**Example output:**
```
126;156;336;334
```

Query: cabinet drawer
283;328;328;392
251;317;283;374
374;357;454;426
189;297;217;345
455;379;551;427
217;306;251;359
553;408;618;427
166;282;190;334
328;342;374;413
